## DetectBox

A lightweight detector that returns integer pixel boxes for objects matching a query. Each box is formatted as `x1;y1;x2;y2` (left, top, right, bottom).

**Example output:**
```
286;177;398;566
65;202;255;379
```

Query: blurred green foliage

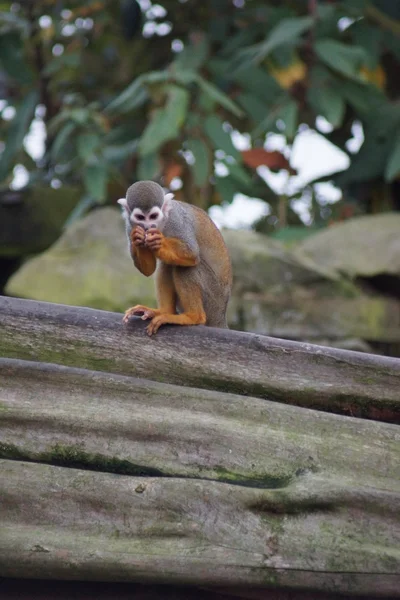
0;0;399;227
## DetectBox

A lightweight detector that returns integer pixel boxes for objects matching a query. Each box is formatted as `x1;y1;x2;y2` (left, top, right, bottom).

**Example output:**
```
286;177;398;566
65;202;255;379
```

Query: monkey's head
118;181;173;231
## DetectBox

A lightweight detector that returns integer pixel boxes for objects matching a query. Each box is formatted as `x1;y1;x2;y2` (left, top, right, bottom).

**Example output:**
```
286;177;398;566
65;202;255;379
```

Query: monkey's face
129;206;165;231
118;192;173;231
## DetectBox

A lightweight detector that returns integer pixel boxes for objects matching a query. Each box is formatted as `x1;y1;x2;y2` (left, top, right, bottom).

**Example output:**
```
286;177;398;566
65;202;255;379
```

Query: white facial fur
131;206;164;231
117;193;174;231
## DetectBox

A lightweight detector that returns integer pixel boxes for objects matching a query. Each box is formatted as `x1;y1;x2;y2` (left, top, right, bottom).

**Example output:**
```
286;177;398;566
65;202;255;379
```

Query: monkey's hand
131;226;146;248
129;227;156;276
145;229;163;252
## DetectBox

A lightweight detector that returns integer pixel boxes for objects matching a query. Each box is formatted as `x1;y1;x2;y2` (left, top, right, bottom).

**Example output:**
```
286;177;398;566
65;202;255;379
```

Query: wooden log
0;297;399;422
0;358;399;595
0;580;393;600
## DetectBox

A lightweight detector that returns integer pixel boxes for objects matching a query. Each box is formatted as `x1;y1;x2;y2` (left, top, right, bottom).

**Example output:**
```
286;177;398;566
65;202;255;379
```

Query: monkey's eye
149;213;158;220
136;214;145;221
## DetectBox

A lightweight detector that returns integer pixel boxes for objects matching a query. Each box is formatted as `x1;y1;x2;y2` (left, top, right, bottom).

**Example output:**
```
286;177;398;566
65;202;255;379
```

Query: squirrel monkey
118;180;232;336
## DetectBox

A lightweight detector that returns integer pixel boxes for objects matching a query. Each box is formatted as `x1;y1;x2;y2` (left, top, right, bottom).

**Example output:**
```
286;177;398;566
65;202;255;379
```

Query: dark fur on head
126;181;165;213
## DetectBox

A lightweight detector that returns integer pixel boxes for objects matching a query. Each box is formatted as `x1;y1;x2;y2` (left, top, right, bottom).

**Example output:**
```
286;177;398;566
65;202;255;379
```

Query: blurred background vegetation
1;0;400;228
1;0;400;356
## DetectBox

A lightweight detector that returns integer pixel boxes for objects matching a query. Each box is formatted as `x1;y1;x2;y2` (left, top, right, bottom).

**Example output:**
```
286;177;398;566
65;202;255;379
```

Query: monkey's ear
117;198;128;209
163;192;174;217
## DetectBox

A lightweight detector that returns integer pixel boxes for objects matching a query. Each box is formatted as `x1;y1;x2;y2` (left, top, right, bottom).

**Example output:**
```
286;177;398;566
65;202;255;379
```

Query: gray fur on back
160;200;232;329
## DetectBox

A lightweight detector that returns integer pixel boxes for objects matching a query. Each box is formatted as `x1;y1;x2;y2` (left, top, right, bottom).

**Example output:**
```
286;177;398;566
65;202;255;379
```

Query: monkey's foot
123;305;160;324
146;311;206;336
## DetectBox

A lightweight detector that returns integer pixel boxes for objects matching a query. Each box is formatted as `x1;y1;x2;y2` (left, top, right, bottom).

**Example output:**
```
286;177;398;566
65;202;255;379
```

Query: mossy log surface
0;359;399;595
0;297;400;596
0;297;400;422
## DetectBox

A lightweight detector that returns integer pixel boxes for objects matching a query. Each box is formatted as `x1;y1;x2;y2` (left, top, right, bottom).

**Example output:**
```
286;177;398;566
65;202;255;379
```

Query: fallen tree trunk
1;298;400;596
0;357;399;596
0;297;399;422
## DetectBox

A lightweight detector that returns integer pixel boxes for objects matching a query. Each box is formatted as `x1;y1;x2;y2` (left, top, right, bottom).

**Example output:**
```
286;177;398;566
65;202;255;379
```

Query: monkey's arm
132;247;157;276
129;229;156;276
146;231;199;267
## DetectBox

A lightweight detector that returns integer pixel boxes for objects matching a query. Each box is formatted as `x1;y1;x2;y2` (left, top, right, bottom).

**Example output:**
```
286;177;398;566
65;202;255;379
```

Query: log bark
0;297;399;422
0;357;399;595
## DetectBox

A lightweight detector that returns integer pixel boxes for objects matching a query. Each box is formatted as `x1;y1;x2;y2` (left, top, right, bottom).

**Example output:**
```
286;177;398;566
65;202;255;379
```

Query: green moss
0;442;29;461
213;466;293;489
0;442;164;477
360;299;386;338
333;278;360;298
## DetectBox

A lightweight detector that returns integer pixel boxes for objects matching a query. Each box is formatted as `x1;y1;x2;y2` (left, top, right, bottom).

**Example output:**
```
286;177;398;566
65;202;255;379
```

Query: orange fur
154;235;198;267
132;247;156;276
146;310;206;335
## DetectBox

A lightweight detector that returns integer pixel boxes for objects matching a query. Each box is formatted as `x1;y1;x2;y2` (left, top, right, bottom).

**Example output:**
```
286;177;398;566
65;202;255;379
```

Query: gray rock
223;229;338;296
297;213;400;278
6;207;155;312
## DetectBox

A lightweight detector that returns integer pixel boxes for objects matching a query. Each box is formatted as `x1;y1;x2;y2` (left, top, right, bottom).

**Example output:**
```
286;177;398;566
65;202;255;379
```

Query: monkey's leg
123;265;176;324
146;269;206;336
155;263;177;313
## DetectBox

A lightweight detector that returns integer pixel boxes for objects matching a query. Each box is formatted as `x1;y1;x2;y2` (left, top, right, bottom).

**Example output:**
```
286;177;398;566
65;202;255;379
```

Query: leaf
50;122;76;161
70;108;90;125
227;163;253;188
252;93;290;136
204;115;240;160
174;69;196;85
309;87;345;128
77;133;100;161
242;149;296;174
138;85;189;156
0;32;33;84
137;153;160;180
385;135;400;182
106;72;166;115
308;67;345;128
186;138;209;186
174;34;209;71
215;176;238;204
44;52;81;76
102;139;138;163
83;163;107;202
280;99;298;140
0;90;38;183
254;98;298;139
236;93;268;125
240;16;314;63
47;110;72;136
341;80;385;116
315;39;367;81
232;66;281;104
350;22;383;69
195;75;243;117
